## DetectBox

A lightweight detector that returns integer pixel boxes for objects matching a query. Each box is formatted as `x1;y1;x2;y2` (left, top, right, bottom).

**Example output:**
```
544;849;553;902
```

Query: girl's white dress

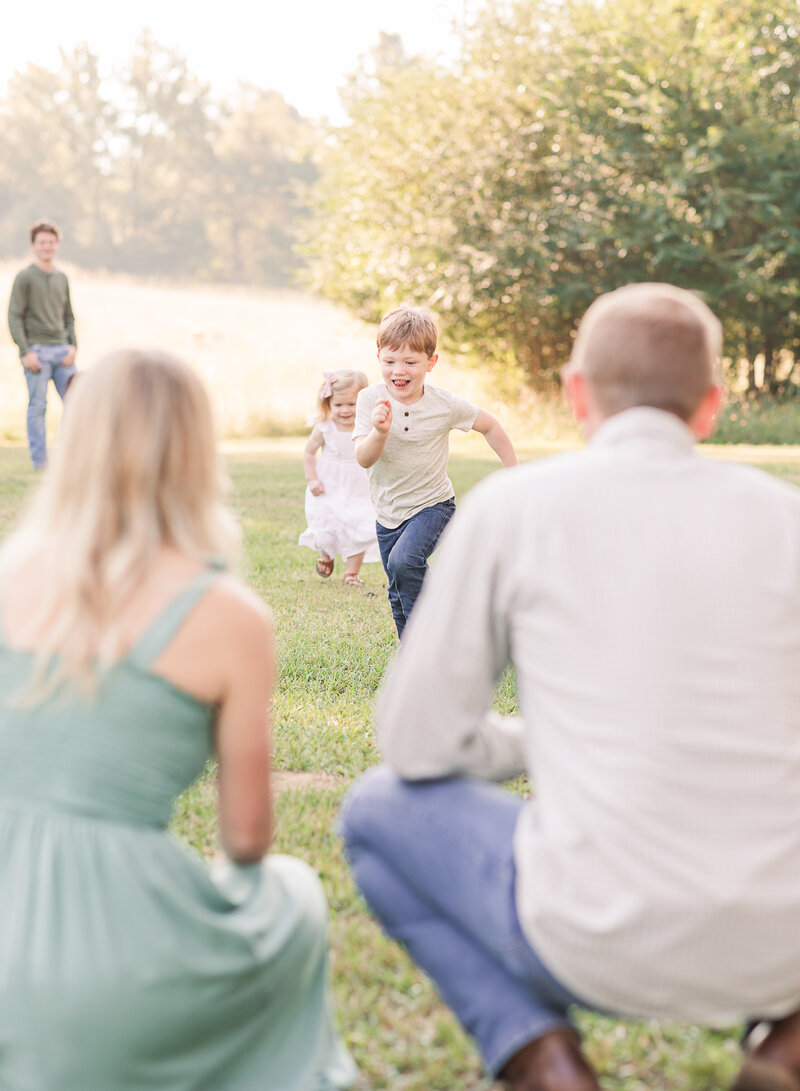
299;421;380;563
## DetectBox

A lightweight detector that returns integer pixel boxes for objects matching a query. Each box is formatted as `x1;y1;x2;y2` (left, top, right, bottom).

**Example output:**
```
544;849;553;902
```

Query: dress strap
127;567;223;669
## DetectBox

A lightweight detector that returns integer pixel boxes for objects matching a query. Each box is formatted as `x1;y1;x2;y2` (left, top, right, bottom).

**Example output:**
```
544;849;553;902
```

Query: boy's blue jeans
375;498;455;637
22;343;76;469
339;767;590;1075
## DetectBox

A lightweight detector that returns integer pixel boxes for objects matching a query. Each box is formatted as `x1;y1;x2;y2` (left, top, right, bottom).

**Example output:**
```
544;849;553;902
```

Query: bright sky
0;0;474;121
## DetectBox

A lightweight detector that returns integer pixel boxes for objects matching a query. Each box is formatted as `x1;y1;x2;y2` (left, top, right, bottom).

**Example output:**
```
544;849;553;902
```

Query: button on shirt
376;408;800;1025
354;383;478;529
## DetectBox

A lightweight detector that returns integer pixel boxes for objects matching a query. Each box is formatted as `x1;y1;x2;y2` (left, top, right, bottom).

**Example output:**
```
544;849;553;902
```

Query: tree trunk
745;357;758;393
763;333;778;395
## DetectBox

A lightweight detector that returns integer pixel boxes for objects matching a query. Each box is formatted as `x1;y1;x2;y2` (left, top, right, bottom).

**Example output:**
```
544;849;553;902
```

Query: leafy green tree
546;0;800;390
0;34;316;287
308;35;455;310
207;86;317;284
0;45;118;262
112;31;218;275
307;0;800;388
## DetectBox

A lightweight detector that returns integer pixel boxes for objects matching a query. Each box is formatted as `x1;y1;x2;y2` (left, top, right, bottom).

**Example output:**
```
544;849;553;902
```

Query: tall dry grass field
0;262;576;450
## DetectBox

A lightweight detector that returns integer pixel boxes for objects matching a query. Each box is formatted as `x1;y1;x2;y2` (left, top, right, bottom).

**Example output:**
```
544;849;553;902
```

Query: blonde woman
0;350;356;1091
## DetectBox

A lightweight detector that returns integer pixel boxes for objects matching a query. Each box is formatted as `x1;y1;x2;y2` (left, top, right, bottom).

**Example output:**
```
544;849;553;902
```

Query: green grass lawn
4;437;800;1089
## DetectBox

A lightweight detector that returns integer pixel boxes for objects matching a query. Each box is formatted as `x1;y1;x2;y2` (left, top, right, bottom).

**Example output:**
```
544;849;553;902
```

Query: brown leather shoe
732;1011;800;1091
499;1028;601;1091
730;1058;800;1091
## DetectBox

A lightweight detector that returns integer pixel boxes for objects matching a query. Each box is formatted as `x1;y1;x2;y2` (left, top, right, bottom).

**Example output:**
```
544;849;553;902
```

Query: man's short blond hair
569;283;721;422
377;306;438;359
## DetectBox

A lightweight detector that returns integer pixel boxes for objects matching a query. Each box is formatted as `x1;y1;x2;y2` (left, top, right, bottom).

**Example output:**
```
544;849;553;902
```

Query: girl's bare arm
303;427;325;494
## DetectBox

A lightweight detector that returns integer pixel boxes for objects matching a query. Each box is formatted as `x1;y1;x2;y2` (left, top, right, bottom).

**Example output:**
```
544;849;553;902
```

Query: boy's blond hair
377;306;438;359
569;283;721;422
317;369;369;420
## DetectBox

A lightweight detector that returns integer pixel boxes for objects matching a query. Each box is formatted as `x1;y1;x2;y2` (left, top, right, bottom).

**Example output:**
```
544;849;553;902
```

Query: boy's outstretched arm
472;409;518;467
354;399;392;467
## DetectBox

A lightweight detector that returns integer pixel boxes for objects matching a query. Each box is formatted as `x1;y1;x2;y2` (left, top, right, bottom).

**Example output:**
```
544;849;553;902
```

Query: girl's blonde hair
317;369;369;420
0;348;240;699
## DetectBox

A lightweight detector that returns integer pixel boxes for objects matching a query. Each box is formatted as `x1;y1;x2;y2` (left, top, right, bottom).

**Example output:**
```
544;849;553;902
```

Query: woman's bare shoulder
197;574;273;647
150;571;273;704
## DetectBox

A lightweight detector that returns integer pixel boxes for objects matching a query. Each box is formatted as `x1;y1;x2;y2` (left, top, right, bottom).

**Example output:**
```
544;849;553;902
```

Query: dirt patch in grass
273;770;347;793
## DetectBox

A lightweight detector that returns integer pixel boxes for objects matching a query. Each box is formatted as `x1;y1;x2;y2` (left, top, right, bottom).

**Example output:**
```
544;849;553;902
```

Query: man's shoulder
459;450;584;514
475;442;800;517
709;454;800;510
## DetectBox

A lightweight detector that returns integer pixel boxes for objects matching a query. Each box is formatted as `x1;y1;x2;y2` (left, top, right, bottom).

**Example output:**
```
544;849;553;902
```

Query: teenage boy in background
8;220;77;470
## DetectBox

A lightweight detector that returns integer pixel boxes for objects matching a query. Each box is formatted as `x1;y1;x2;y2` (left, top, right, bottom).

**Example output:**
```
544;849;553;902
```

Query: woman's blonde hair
0;349;240;698
316;369;369;420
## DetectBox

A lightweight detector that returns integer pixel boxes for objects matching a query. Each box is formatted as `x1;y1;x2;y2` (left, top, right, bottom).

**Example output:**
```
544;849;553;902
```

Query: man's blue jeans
339;767;591;1075
22;343;76;468
375;498;455;637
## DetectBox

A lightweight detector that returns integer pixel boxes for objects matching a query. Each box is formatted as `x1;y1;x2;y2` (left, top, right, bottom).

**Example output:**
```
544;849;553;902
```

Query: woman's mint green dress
0;571;357;1091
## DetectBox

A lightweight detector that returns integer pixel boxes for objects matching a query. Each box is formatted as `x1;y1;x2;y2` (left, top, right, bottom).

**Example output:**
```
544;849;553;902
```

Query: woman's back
0;564;356;1091
0;348;356;1090
0;566;217;826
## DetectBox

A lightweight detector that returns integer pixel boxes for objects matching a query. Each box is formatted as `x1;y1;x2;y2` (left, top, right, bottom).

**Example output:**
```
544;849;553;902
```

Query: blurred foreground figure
342;284;800;1091
0;350;356;1091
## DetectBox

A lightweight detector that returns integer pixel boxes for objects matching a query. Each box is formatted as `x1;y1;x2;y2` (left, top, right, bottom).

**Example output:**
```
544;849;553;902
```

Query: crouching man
341;283;800;1091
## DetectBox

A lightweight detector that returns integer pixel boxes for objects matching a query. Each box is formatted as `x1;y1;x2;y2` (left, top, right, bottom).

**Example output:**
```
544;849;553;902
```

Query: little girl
299;370;380;585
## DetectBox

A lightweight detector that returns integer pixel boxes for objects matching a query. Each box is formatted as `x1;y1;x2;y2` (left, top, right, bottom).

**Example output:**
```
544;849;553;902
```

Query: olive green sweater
7;264;76;354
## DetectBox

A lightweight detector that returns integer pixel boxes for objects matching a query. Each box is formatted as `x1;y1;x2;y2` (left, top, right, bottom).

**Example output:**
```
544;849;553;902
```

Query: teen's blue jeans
22;343;76;468
339;767;590;1075
375;498;456;637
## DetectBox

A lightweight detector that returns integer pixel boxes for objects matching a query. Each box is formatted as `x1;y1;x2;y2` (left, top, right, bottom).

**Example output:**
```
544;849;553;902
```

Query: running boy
354;305;518;636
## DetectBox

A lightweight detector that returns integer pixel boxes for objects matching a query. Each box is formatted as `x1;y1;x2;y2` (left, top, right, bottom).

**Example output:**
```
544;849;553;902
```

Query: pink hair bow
320;371;335;398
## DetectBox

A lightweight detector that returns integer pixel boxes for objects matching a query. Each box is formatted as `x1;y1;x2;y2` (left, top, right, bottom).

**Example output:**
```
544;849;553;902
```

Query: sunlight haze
0;0;472;120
